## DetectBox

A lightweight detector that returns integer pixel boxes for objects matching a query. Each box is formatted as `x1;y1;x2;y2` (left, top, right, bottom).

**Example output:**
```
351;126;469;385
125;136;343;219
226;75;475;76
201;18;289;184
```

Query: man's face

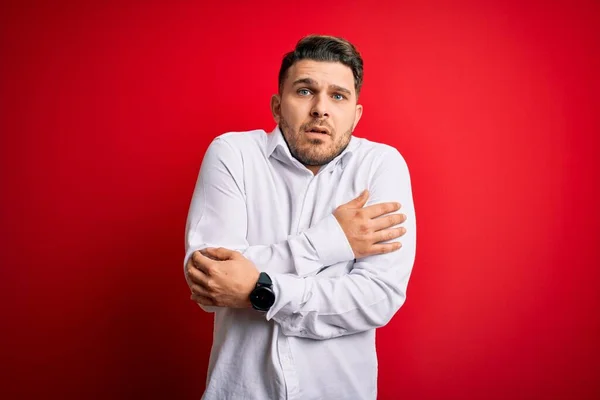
271;60;363;169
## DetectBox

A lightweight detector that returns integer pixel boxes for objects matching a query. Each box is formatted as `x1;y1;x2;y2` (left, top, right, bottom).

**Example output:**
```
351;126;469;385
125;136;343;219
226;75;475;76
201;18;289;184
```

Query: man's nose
310;94;329;118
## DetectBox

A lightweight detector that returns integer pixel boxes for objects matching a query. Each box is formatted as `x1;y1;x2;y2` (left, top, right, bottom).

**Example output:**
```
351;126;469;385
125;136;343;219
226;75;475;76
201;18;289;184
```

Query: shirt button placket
295;175;317;234
278;335;301;399
280;174;316;400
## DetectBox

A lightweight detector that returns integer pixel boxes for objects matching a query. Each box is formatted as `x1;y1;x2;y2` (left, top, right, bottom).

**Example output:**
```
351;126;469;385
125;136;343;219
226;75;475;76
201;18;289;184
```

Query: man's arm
184;136;354;311
265;147;417;339
185;136;355;273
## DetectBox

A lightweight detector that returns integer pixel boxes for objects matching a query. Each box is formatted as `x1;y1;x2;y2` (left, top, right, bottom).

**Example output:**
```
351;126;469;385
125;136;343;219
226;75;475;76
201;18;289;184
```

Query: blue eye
332;94;345;101
298;89;311;96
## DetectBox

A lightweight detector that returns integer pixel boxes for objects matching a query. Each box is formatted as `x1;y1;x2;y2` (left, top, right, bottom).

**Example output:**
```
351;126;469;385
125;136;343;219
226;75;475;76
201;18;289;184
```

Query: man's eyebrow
292;78;353;96
330;84;352;95
292;78;318;86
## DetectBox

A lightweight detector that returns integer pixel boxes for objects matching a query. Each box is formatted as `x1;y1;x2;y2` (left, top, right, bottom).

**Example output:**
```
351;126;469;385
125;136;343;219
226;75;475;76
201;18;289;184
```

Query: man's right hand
333;190;407;259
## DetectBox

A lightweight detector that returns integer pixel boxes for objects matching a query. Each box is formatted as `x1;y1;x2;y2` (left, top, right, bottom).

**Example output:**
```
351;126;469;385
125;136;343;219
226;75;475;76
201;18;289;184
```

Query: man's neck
306;165;321;175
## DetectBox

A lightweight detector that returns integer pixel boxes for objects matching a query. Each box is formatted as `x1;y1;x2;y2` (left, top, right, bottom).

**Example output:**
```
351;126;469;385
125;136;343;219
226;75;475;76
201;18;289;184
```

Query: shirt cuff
266;273;304;324
304;214;355;266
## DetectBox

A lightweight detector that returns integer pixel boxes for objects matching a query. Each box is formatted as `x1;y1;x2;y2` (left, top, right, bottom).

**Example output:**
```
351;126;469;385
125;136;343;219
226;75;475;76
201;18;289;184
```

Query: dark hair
278;35;364;96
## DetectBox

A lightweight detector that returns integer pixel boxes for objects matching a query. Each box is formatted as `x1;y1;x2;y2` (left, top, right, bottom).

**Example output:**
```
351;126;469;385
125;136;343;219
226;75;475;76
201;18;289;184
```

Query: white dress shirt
184;126;416;400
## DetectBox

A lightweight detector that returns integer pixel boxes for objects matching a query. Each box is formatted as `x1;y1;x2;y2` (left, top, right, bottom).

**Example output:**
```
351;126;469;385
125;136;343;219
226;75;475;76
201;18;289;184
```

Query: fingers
202;247;240;261
372;227;407;244
191;293;215;306
200;248;221;261
371;213;407;231
364;242;402;257
344;190;369;208
363;201;401;219
360;227;406;258
188;264;215;305
186;263;210;288
190;283;211;297
191;250;213;273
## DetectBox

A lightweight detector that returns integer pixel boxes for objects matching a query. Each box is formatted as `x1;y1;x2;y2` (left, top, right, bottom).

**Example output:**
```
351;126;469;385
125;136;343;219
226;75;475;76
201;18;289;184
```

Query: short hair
278;34;364;96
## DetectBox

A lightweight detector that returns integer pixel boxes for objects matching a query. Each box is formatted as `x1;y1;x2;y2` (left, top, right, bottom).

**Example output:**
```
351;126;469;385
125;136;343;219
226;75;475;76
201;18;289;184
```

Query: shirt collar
266;125;357;171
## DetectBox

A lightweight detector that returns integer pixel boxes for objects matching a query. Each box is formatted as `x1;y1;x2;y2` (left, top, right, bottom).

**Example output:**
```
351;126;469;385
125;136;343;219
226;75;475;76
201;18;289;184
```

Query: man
184;35;416;400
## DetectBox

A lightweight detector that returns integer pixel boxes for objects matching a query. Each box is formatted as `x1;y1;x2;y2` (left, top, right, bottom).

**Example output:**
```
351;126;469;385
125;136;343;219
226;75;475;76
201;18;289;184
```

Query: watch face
251;287;275;311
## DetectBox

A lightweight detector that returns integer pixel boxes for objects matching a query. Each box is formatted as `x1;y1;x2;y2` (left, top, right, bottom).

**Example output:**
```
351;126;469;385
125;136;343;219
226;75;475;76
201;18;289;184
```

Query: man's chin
295;150;337;167
299;134;330;145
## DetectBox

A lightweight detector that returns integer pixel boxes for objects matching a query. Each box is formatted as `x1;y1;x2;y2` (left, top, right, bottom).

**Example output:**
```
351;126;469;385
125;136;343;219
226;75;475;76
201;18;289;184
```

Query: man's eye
298;89;311;96
332;94;345;100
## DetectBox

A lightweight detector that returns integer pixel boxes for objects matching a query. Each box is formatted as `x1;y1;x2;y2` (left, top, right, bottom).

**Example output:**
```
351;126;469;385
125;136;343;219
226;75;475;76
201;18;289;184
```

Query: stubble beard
279;116;352;167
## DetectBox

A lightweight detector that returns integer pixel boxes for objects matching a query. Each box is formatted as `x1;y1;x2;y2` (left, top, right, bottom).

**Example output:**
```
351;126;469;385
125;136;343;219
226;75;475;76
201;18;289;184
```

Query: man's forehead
286;60;354;87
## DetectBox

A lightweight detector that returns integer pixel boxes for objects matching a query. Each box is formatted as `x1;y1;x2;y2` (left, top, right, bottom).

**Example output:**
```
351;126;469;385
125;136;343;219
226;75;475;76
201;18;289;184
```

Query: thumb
345;189;369;208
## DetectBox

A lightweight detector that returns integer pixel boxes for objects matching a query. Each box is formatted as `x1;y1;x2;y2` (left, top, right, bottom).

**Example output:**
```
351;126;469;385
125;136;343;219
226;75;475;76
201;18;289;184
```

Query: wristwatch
249;272;275;312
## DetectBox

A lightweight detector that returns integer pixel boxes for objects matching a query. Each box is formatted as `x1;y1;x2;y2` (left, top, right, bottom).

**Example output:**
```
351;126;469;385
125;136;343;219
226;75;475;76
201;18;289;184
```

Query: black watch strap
250;272;275;312
257;272;272;287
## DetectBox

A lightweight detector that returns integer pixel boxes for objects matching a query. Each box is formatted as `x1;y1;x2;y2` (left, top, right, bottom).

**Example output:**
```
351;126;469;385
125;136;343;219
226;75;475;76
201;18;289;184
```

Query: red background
1;1;599;399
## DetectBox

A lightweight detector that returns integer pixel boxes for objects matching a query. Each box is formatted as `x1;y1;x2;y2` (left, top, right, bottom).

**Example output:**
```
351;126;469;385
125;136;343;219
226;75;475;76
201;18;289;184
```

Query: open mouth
306;127;329;135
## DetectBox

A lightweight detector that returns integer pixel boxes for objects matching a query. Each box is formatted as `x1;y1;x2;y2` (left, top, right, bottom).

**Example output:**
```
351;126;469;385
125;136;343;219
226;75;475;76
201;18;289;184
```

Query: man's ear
270;94;281;124
352;104;363;132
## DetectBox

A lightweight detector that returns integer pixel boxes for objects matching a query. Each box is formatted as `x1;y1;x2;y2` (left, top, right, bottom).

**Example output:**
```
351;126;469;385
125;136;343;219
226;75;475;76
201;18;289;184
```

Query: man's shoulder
213;129;268;153
351;135;405;163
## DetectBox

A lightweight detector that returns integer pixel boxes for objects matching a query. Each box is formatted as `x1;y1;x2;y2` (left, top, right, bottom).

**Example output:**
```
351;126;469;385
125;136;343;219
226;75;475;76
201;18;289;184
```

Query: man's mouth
305;126;330;135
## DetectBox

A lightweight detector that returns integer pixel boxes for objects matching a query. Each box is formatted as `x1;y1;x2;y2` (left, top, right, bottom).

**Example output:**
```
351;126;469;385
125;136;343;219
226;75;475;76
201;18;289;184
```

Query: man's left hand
187;247;260;308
